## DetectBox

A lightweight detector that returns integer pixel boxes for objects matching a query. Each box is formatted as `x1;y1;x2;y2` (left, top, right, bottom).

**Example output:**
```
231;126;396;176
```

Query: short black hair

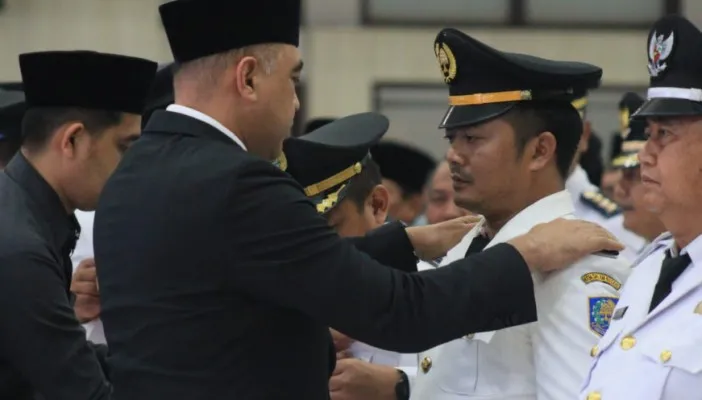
21;107;123;152
338;159;383;213
502;100;583;179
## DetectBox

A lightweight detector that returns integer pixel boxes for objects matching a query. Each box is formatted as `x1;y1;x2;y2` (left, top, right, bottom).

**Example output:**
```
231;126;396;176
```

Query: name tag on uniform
613;306;628;320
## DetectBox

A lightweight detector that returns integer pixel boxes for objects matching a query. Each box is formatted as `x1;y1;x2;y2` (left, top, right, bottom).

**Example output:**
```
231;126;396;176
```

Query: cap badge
648;31;675;78
619;108;631;139
434;42;457;84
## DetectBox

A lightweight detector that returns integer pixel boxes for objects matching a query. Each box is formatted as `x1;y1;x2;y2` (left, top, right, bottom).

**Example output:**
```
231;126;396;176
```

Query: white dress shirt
166;104;247;151
71;210;107;344
411;191;631;400
566;165;646;263
580;232;702;400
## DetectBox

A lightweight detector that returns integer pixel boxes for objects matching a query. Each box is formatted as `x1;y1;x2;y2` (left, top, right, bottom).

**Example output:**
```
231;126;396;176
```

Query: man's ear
233;56;259;101
369;184;390;225
528;131;557;172
54;122;86;159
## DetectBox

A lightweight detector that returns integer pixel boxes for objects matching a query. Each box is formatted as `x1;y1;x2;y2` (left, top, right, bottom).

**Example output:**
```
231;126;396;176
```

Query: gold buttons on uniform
464;333;475;340
590;345;599;357
660;350;672;363
586;391;602;400
620;335;636;350
420;356;432;373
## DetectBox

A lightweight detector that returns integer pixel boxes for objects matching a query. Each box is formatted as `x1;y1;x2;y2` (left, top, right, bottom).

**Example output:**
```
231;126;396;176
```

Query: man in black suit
0;51;156;400
93;1;623;399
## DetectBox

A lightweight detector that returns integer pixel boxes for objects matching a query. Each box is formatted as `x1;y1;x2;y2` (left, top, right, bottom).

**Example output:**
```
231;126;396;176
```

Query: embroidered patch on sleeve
581;272;622;290
589;296;619;337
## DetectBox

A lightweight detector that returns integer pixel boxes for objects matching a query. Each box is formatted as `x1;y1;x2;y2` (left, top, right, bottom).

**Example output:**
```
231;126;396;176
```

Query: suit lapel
144;110;243;148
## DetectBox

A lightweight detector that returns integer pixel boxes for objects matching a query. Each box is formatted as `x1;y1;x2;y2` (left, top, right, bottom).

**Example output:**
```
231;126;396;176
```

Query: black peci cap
276;112;389;214
633;15;702;119
19;51;157;114
370;141;436;196
159;0;301;64
433;28;602;130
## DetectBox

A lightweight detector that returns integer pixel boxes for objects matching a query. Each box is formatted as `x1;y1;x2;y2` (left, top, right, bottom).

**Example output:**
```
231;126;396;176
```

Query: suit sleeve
531;257;629;399
344;222;418;273
0;246;111;400
224;162;536;353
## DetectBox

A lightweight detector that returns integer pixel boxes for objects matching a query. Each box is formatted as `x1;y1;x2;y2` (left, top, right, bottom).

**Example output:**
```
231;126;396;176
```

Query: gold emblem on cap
694;301;702;314
420;356;432;373
660;350;672;363
620;335;636;350
620;108;631;139
435;42;457;84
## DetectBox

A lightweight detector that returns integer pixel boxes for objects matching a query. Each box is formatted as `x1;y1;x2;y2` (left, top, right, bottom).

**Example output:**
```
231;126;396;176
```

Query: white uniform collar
166;104;247;151
487;191;574;248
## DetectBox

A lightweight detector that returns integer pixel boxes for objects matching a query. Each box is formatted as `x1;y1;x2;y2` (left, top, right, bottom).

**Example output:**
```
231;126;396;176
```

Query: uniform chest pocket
436;336;480;395
640;322;702;374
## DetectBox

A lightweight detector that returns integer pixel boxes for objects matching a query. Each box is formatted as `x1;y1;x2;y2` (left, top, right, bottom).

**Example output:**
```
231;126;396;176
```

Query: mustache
449;167;474;183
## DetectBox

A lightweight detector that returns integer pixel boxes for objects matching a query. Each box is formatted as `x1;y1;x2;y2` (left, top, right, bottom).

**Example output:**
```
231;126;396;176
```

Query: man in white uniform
581;15;702;400
567;96;647;262
411;28;631;400
610;92;666;247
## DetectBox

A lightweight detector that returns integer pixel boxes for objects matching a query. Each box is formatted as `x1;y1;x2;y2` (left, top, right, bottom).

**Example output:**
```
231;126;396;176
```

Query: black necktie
649;250;691;312
465;234;491;257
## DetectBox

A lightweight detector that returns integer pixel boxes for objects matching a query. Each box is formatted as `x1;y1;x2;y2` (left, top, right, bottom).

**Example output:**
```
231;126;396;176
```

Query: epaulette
630;231;674;268
580;190;621;218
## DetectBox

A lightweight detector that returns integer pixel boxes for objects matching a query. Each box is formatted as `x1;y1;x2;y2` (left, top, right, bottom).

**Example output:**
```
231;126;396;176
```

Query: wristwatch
394;369;410;400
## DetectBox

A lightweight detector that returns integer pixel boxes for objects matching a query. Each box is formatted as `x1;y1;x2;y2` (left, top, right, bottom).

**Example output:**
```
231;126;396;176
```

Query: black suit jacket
94;110;536;400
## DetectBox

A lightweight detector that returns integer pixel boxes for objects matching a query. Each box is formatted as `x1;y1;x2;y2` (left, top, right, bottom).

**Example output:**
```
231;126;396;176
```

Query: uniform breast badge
589;296;619;337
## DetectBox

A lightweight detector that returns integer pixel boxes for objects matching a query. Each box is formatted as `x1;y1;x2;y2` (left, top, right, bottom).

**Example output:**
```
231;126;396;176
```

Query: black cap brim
301;112;388;147
632;98;702;119
439;102;516;130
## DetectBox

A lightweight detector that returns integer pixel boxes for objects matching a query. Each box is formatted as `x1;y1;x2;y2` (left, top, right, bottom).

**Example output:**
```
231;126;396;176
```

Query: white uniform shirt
411;191;631;400
349;260;437;390
580;232;702;400
567;165;647;263
71;210;107;344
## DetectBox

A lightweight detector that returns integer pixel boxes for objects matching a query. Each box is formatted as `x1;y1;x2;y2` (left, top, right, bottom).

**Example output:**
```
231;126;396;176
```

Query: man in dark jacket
0;50;156;400
93;1;623;399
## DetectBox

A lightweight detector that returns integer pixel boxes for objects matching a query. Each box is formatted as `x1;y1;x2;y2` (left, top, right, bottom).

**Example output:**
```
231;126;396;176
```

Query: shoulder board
630;231;673;268
580;190;621;218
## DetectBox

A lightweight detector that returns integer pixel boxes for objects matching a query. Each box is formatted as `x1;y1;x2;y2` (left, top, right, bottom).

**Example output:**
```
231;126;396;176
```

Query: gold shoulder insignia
273;152;288;171
435;42;457;84
581;190;621;218
581;272;622;290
